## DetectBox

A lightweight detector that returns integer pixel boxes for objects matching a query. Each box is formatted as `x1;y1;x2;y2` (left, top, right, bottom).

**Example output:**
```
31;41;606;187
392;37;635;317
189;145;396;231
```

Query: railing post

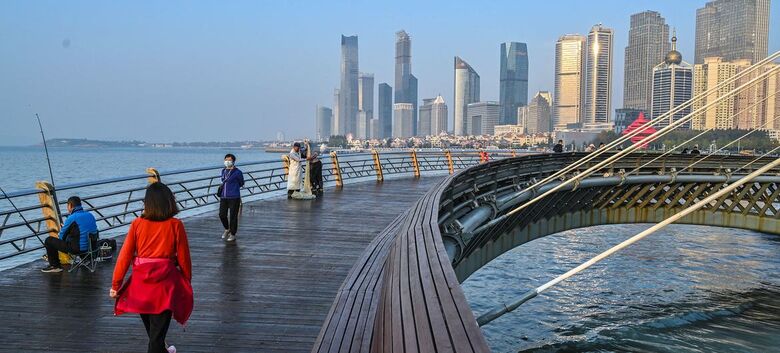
146;167;160;184
411;149;421;178
445;150;454;175
281;155;290;176
330;151;343;188
372;149;384;182
35;181;68;264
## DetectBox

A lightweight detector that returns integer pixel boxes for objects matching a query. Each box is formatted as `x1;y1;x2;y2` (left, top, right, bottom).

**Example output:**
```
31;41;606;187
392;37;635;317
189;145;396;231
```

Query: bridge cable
627;88;780;175
476;156;780;327
473;64;780;234
508;52;780;199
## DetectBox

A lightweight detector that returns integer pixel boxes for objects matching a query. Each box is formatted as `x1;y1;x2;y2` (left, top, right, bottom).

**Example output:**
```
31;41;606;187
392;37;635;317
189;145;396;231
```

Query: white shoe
167;345;177;353
226;234;236;242
221;229;230;239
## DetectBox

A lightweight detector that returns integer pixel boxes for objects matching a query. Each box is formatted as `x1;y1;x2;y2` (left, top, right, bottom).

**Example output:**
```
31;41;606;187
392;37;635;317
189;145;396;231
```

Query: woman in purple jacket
219;153;244;242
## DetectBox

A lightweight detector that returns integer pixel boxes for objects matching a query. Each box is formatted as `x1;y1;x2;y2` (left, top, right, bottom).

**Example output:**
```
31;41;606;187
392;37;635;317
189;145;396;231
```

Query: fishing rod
0;186;46;245
35;114;62;223
35;114;57;188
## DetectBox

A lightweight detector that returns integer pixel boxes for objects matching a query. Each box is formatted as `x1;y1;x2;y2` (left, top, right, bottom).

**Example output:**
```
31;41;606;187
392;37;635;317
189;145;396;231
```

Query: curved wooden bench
312;174;489;352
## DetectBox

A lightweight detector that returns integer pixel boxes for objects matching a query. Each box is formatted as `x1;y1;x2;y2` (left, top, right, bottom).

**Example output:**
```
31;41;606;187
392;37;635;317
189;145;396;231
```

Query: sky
1;0;778;146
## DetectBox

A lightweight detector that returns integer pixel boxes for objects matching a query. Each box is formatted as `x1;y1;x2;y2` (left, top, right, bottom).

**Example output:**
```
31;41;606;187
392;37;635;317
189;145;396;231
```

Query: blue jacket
220;168;245;199
58;206;98;252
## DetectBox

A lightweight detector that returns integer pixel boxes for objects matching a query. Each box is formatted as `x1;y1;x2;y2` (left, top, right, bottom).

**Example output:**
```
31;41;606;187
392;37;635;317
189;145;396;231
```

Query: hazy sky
1;0;778;145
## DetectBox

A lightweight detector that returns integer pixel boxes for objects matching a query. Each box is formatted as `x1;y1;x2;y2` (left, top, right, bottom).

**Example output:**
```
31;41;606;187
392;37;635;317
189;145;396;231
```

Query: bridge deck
0;177;443;353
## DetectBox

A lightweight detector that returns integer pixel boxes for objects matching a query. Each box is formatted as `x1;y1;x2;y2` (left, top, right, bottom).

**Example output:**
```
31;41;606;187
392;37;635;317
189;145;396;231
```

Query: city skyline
2;1;779;145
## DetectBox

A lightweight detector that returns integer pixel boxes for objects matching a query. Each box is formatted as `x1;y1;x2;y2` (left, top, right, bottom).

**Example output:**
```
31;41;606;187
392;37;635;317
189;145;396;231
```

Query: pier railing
0;149;515;263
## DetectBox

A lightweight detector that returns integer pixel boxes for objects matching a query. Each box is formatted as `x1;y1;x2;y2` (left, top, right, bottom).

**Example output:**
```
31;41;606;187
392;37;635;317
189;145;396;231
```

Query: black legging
141;310;172;353
219;198;241;235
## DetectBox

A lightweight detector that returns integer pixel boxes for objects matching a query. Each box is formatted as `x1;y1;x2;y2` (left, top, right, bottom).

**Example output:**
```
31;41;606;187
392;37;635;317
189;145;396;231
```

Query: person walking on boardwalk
110;182;193;353
219;153;244;242
287;142;304;198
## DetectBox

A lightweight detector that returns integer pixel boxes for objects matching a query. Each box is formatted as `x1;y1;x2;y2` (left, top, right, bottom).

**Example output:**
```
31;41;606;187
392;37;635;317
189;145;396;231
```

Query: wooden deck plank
0;177;443;353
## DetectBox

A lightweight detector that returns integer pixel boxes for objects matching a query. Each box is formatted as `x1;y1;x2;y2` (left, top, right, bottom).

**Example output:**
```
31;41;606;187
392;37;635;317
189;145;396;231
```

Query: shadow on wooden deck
0;177;443;353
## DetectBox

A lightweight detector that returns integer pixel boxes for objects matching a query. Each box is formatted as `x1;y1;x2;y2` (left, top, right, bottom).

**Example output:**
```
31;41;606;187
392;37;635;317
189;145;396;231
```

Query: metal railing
0;149;522;264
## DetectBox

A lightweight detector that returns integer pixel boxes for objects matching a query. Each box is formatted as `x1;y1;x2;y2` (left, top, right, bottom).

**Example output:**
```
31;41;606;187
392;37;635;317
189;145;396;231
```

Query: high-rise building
316;106;332;141
357;111;369;139
369;118;380;139
378;83;393;138
393;103;414;138
395;30;419;135
358;73;374;119
734;62;780;130
500;42;529;125
694;0;770;64
553;34;586;129
332;89;340;135
454;56;480;135
418;98;434;136
431;95;448;135
623;11;670;111
527;91;553;134
339;35;359;136
651;34;693;129
358;73;374;138
466;101;500;135
692;57;749;130
584;24;615;126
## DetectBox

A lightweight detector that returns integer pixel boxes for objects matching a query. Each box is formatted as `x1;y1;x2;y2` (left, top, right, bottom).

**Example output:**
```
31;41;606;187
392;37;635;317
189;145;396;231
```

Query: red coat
115;257;194;325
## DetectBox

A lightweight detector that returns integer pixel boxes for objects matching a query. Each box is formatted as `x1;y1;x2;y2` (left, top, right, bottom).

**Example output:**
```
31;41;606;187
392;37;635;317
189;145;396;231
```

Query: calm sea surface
1;147;779;352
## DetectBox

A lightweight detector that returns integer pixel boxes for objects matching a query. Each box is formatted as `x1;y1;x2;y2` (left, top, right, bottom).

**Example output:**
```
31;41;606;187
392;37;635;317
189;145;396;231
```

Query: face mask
224;160;234;168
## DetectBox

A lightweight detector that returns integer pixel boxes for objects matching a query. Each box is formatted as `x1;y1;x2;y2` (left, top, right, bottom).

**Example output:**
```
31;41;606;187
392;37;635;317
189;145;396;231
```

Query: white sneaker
226;234;236;242
167;345;177;353
221;229;230;239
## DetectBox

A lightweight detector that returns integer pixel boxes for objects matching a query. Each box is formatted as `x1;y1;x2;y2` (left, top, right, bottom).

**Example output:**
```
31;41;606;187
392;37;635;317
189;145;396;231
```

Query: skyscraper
316;106;332;141
623;11;670;111
358;72;374;138
691;57;748;130
431;95;448;135
378;83;393;138
584;24;614;125
395;30;419;135
418;98;434;136
734;62;779;130
694;0;770;64
454;56;480;135
339;35;359;136
553;34;586;129
651;34;693;129
527;91;553;134
466;101;500;135
500;42;529;125
332;88;340;135
393;103;414;138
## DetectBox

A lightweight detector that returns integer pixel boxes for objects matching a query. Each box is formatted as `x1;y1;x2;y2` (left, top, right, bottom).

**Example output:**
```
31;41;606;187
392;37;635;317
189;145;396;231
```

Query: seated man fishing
41;196;98;273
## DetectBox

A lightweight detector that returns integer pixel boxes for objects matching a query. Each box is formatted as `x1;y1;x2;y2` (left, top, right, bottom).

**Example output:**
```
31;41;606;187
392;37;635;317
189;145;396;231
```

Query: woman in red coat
110;182;193;353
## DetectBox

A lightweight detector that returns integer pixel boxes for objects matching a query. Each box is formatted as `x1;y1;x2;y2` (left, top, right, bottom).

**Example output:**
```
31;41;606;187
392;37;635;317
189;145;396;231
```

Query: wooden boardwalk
0;177;443;353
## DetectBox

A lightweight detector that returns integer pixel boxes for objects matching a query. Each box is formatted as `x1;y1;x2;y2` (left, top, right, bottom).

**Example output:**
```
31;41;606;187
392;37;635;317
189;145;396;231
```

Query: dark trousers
44;236;79;268
311;161;323;191
219;198;241;235
141;310;172;353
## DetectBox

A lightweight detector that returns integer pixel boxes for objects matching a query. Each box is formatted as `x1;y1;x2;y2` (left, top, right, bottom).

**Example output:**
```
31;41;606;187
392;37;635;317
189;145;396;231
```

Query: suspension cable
506;65;779;217
514;52;780;196
627;88;780;175
476;156;780;326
